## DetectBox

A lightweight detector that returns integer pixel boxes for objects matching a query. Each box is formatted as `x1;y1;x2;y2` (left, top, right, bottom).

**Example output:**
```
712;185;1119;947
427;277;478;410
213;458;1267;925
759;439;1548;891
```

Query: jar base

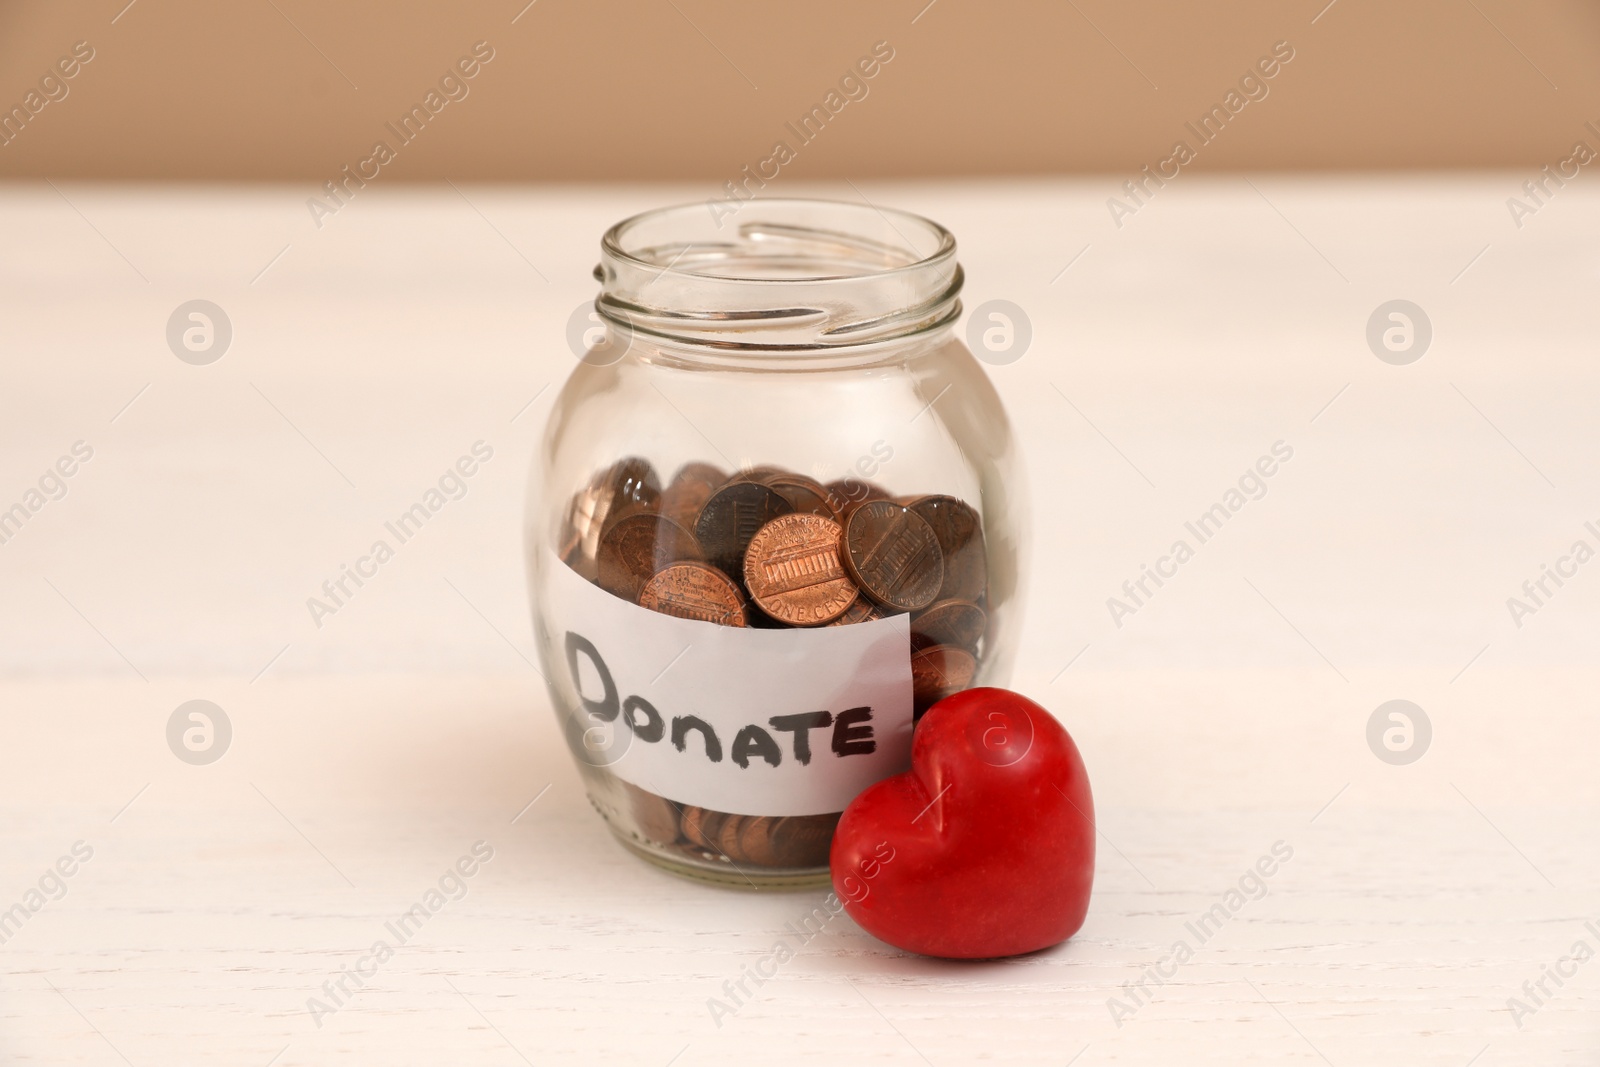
611;831;832;890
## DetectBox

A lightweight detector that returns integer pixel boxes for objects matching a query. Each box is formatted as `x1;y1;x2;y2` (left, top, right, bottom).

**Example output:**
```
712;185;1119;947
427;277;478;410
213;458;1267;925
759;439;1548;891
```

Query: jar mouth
595;198;963;351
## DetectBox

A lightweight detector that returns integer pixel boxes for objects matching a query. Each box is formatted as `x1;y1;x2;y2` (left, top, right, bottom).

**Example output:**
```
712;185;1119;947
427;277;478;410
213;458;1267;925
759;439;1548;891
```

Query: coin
911;643;977;721
767;474;840;521
660;461;726;528
825;477;890;516
716;812;754;861
565;458;662;576
911;598;986;652
680;805;726;850
623;782;682;845
600;459;665;539
738;465;789;484
841;500;945;612
678;806;841;868
672;461;728;488
596;513;702;601
907;495;987;602
827;598;886;626
694;480;793;578
730;815;780;866
743;513;859;626
638;562;748;626
599;458;662;534
689;810;763;866
609;456;662;504
767;812;840;868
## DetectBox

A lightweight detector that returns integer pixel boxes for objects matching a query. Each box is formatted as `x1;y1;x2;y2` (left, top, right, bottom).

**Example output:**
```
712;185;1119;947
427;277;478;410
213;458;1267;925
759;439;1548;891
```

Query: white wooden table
2;179;1597;1065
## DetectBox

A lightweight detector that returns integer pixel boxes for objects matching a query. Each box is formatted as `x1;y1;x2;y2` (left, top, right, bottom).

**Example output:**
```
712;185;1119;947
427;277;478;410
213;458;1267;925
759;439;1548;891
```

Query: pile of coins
622;782;841;871
559;456;991;870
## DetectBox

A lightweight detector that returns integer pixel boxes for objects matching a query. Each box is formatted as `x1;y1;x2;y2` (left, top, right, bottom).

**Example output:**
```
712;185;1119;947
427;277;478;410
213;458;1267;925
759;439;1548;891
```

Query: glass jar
525;199;1027;887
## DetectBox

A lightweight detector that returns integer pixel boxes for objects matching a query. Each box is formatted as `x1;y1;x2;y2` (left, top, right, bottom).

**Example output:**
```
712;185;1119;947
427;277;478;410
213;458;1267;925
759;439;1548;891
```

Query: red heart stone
829;687;1095;958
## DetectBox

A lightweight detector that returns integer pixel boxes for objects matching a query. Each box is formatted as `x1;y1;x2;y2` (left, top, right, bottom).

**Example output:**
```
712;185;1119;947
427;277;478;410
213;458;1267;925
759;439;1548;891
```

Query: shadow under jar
526;199;1028;888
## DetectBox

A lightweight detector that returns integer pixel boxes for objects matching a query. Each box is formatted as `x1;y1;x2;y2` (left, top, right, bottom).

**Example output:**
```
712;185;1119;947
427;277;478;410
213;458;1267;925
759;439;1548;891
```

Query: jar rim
595;198;963;351
601;197;958;283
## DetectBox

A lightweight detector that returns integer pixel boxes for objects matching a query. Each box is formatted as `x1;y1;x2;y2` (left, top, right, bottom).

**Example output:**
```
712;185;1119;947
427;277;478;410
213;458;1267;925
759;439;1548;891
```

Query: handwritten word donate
565;631;878;769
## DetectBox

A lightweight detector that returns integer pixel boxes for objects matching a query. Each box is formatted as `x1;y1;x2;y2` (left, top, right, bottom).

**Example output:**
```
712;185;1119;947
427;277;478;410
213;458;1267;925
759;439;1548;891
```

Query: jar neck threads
596;199;963;354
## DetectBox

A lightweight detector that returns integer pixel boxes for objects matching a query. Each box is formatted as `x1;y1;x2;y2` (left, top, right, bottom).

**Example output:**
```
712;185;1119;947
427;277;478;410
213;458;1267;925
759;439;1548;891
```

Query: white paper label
541;550;914;816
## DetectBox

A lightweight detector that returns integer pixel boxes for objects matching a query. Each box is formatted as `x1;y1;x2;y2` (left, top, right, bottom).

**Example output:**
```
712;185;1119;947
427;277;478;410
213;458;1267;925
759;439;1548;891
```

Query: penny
597;458;662;534
660;461;727;528
827;597;886;626
565;457;662;575
676;802;842;869
694;480;793;578
731;815;781;866
608;456;662;505
638;562;748;627
672;461;728;488
715;812;755;862
767;812;840;868
767;474;840;521
825;477;890;516
841;500;945;612
911;643;977;721
907;495;987;602
738;465;789;484
623;782;682;845
743;513;859;626
596;513;702;601
680;805;726;851
911;598;986;652
686;808;755;864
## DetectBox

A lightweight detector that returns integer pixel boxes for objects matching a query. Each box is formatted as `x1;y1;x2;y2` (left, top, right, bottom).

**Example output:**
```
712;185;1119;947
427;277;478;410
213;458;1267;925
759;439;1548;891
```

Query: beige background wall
0;0;1597;181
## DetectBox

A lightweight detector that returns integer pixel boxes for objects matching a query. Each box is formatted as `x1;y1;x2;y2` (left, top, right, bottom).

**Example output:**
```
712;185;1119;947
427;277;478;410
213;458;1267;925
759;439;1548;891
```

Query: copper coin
824;477;890;516
841;500;945;612
638;562;748;626
715;812;755;862
597;458;662;534
608;456;661;503
671;460;728;488
911;644;977;721
737;465;789;484
767;474;840;521
911;598;986;653
680;805;726;850
742;513;859;626
660;461;726;528
827;598;886;626
686;808;754;864
693;480;793;578
596;513;702;601
565;458;662;573
767;812;840;868
733;815;780;866
907;495;987;602
623;782;681;845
